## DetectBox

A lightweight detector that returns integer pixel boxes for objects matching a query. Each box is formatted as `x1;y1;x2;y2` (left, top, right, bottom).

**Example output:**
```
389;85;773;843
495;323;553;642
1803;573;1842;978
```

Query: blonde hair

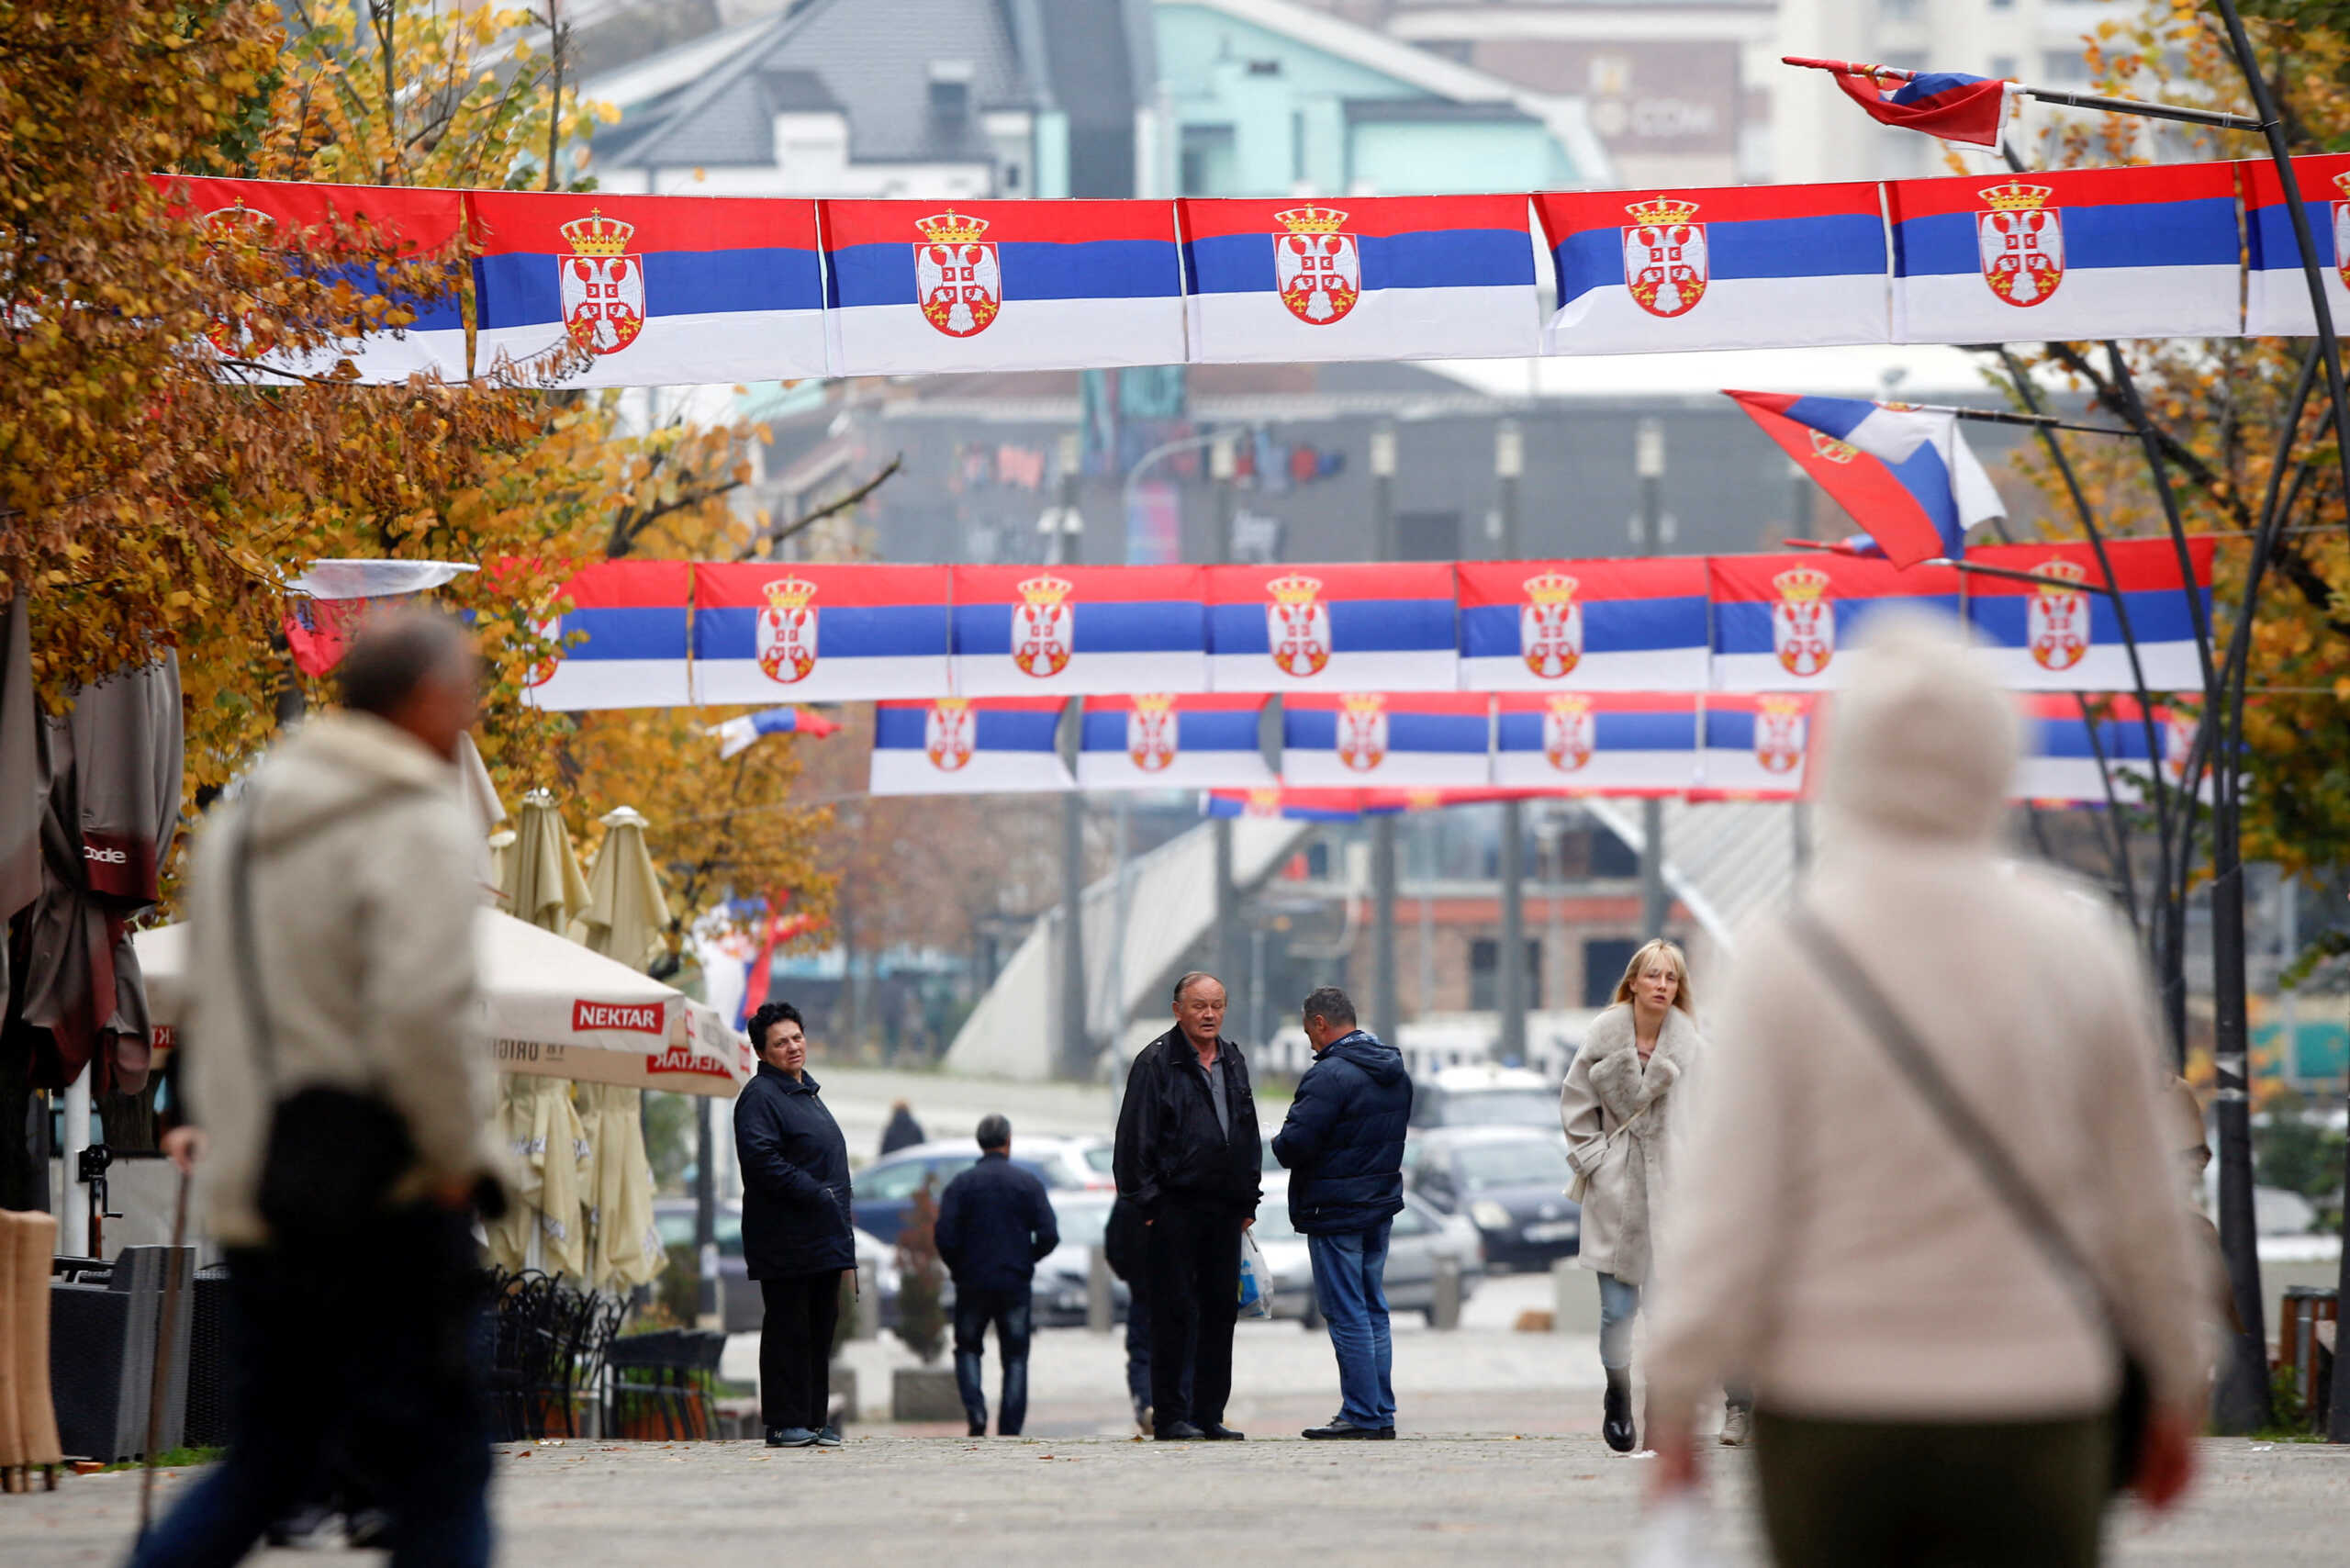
1612;938;1695;1015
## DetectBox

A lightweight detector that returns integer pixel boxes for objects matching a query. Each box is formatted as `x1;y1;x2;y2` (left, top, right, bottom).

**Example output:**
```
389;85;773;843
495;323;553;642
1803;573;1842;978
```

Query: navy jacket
1113;1028;1263;1218
934;1151;1060;1295
1271;1029;1414;1235
734;1062;856;1279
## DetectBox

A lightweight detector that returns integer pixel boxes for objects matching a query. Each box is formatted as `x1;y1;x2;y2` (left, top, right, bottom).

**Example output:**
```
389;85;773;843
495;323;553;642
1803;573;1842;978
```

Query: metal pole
694;1094;719;1328
1498;801;1526;1066
1371;812;1399;1048
1636;419;1668;938
1060;792;1089;1081
1211;432;1237;565
1370;423;1396;558
1051;431;1083;566
1210;431;1241;997
62;1070;90;1256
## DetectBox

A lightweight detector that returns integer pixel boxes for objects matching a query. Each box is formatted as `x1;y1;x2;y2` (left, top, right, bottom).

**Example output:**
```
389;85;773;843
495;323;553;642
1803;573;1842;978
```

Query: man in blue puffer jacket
1270;986;1414;1440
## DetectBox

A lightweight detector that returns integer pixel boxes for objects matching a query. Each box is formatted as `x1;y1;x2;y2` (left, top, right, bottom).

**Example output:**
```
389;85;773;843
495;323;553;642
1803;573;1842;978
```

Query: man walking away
136;610;503;1568
934;1115;1058;1436
1272;987;1412;1440
1113;972;1261;1441
879;1099;926;1157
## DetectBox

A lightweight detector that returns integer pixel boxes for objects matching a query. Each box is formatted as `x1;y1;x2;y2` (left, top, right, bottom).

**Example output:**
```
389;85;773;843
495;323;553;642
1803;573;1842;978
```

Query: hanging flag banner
1179;194;1539;363
1708;554;1963;691
949;565;1207;696
869;697;1072;795
1695;693;1818;800
1886;163;2241;345
1207;563;1459;691
1203;788;1366;822
1494;692;1699;796
1728;391;2005;567
693;563;951;704
468;192;826;386
822;198;1186;375
524;561;695;711
1456;558;1711;692
1829;69;2014;149
1077;693;1272;790
1962;537;2211;693
152;175;469;383
1281;692;1491;788
2010;695;2205;805
1536;181;1888;354
2242;153;2350;336
709;706;842;760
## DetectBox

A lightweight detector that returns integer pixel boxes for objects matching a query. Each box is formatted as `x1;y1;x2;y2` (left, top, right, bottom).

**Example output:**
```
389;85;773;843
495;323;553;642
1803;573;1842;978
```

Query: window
1590;827;1639;879
1990;56;2018;82
1453;1138;1571;1192
1469;938;1543;1012
856;1159;936;1201
2041;50;2092;84
1583;938;1642;1007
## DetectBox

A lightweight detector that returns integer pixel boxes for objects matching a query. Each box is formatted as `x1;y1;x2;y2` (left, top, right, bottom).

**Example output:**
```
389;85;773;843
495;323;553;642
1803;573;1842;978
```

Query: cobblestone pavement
10;1430;2344;1567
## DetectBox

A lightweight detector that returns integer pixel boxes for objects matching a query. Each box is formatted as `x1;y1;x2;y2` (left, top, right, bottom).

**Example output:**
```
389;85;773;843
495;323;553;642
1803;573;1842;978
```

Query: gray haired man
934;1114;1058;1436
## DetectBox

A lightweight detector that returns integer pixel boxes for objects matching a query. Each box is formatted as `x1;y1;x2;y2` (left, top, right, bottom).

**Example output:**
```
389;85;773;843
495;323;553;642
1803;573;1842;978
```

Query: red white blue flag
822;199;1185;375
523;561;694;711
1078;694;1271;790
1709;554;1962;691
1494;692;1698;796
1729;391;2003;568
1694;693;1818;801
1536;182;1888;353
1203;788;1366;822
468;192;826;386
1179;195;1539;363
693;564;951;704
949;566;1207;696
1962;538;2211;693
1456;558;1711;692
709;707;841;760
2243;152;2350;336
1281;692;1491;789
1886;164;2241;345
1831;70;2012;148
869;697;1071;796
2012;696;2205;805
1207;564;1459;692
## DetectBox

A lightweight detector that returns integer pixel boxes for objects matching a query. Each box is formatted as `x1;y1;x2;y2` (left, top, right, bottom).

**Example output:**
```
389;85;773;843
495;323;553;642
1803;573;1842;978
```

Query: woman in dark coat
734;1001;855;1448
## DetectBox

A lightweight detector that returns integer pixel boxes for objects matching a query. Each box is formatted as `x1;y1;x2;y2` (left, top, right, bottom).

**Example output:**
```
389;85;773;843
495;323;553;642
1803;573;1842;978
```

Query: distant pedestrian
934;1114;1059;1437
735;1001;855;1450
1559;937;1730;1451
1643;612;2201;1565
137;610;504;1568
1271;986;1412;1440
1113;971;1261;1441
879;1099;926;1158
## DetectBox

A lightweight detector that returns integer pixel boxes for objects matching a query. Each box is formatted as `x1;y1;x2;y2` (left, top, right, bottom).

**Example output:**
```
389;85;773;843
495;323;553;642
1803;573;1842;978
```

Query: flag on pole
709;707;841;760
1728;391;2003;567
1829;68;2013;148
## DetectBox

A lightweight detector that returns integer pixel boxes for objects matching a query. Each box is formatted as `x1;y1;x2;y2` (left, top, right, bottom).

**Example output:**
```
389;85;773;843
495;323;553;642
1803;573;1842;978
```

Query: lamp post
1211;430;1242;991
1367;423;1402;1047
1636;419;1670;939
1049;428;1087;1078
1370;422;1397;558
1495;420;1528;1065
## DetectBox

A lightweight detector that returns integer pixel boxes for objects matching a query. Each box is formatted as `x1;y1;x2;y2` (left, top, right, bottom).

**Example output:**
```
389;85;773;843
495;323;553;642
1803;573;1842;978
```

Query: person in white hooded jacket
1643;610;2201;1567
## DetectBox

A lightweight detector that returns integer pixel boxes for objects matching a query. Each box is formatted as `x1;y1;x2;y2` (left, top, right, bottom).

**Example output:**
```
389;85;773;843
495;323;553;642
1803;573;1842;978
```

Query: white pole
61;1069;92;1256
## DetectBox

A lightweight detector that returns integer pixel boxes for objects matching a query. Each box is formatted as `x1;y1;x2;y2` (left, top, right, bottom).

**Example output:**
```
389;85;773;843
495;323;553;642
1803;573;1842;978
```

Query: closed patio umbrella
580;807;668;972
577;806;672;1292
503;788;589;936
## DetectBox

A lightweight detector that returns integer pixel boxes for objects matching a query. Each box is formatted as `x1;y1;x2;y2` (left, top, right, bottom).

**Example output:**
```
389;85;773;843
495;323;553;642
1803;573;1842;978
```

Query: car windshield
1083;1145;1115;1174
1437;1090;1560;1128
1051;1199;1113;1249
1452;1139;1570;1190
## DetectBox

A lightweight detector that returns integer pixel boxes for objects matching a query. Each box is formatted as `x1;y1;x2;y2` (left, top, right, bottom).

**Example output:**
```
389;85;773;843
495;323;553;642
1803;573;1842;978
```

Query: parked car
651;1199;898;1334
1030;1191;1130;1327
1408;1064;1562;1131
1250;1176;1483;1328
850;1136;1097;1244
1404;1126;1580;1271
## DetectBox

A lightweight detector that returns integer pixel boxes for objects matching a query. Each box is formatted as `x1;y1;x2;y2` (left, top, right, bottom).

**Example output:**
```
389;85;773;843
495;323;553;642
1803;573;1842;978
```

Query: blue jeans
1305;1220;1394;1430
951;1287;1033;1435
1598;1271;1640;1372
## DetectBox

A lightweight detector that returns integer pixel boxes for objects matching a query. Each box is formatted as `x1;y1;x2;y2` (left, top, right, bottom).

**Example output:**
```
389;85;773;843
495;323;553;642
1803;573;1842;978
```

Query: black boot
1602;1367;1636;1454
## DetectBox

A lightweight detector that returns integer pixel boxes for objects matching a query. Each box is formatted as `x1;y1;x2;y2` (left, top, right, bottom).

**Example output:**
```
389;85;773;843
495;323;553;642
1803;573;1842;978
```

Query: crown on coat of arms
1546;693;1594;719
1016;573;1072;607
931;697;970;718
1266;573;1324;606
914;209;990;244
559;210;635;257
1132;692;1176;715
1773;566;1831;603
2336;173;2350;199
1625;196;1701;226
1760;695;1808;721
1404;789;1442;811
1273;205;1349;234
1523;571;1581;606
1978;181;2054;212
2034;559;2090;589
761;576;818;611
1340;691;1386;718
1808;430;1860;465
1245;788;1281;815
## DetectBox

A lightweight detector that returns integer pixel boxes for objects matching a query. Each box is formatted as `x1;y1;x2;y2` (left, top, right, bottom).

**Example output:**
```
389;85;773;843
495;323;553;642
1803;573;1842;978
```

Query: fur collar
1582;1003;1701;1120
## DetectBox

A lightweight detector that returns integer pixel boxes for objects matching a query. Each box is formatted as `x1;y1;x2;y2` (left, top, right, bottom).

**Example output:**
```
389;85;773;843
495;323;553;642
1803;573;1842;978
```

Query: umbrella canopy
503;788;588;935
132;909;749;1097
580;807;669;973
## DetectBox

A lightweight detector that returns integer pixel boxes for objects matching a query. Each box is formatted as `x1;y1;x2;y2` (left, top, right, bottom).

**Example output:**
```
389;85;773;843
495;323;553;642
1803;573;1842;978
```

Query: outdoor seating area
477;1269;727;1443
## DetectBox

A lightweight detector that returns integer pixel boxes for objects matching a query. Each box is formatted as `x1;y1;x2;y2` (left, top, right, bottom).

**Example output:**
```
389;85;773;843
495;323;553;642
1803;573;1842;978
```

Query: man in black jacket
934;1115;1058;1437
733;1001;855;1449
1272;986;1413;1440
1113;971;1261;1441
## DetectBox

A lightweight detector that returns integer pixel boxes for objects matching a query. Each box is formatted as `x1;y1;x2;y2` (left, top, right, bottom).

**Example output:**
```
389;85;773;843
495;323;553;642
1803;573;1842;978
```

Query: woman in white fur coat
1558;939;1742;1451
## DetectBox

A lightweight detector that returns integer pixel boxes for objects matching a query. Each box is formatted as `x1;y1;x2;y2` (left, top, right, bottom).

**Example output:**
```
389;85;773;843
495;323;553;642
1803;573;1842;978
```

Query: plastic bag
1237;1226;1274;1319
1627;1495;1728;1568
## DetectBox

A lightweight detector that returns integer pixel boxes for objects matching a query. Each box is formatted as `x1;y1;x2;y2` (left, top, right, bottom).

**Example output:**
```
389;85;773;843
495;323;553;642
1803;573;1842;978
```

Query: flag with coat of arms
1728;390;2004;568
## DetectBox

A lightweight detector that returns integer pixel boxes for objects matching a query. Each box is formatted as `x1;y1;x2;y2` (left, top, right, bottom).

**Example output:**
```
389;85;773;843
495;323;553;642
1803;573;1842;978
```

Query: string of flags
156;153;2350;388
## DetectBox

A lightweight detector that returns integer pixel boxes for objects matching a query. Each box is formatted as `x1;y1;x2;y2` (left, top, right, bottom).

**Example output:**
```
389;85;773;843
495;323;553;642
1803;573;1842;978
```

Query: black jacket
1271;1029;1413;1235
878;1106;926;1157
934;1151;1060;1295
1113;1027;1262;1217
734;1061;856;1279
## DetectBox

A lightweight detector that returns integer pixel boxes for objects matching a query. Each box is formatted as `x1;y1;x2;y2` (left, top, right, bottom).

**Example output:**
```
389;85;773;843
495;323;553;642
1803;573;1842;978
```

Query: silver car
1249;1177;1484;1328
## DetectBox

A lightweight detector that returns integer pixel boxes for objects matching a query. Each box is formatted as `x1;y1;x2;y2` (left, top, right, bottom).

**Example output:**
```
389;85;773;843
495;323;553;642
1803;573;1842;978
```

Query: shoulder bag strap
1785;903;2127;1351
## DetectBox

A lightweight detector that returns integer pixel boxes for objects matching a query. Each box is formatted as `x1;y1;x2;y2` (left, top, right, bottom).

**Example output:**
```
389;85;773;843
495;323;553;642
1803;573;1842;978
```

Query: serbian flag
1494;692;1698;796
1729;391;2003;567
1963;538;2212;693
1709;553;1962;691
1178;194;1539;364
1207;563;1459;692
2243;152;2350;336
949;566;1207;696
1457;558;1711;692
1694;694;1818;801
151;176;468;383
822;199;1185;375
693;564;951;704
709;707;841;760
1203;788;1365;822
1830;69;2012;149
1537;181;1887;354
468;192;825;386
2012;696;2208;805
1281;692;1490;789
869;697;1071;796
523;561;694;711
1077;694;1272;790
1886;163;2241;345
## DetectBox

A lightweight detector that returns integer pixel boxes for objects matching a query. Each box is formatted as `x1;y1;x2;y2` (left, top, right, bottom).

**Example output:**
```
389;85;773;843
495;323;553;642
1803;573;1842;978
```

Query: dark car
1404;1126;1580;1272
851;1137;1090;1246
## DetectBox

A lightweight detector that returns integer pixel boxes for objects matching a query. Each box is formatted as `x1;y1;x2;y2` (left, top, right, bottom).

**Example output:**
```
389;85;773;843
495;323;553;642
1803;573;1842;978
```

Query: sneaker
1719;1406;1751;1448
765;1426;821;1448
815;1425;844;1449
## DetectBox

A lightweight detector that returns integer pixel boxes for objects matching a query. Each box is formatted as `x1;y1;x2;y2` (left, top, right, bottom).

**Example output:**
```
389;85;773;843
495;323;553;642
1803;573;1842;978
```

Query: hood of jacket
1324;1030;1407;1087
248;711;459;853
1818;610;2019;850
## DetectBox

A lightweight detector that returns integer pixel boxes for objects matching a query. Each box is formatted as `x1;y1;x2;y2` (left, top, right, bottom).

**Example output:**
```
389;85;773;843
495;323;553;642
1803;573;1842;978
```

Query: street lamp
1369;421;1396;559
1496;417;1528;1064
1636;417;1669;940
